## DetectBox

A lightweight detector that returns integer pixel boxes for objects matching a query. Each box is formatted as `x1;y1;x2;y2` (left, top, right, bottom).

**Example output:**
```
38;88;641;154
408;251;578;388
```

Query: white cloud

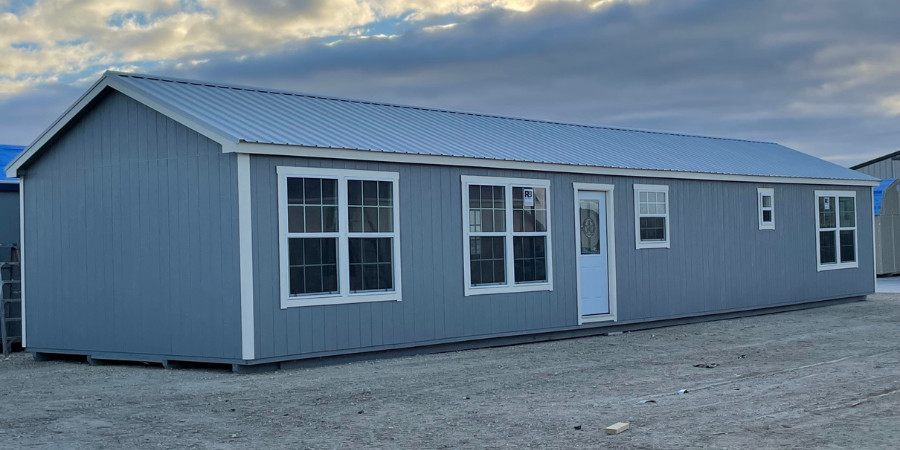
421;22;457;32
0;0;594;93
881;93;900;116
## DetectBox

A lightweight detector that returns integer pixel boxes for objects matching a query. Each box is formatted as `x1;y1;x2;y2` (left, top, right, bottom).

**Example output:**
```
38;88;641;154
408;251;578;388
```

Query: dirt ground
1;295;899;450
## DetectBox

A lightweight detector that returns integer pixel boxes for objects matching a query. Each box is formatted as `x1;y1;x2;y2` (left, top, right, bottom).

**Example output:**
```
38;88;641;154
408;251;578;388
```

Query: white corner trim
872;186;878;291
814;190;859;272
237;154;255;360
461;175;553;297
6;73;238;178
18;177;25;348
758;187;775;230
232;142;880;187
277;165;403;308
573;183;617;325
633;183;671;250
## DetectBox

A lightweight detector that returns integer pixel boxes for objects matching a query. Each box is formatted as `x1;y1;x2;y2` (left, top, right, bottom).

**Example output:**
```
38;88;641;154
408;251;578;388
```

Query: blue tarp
0;144;26;184
874;178;896;215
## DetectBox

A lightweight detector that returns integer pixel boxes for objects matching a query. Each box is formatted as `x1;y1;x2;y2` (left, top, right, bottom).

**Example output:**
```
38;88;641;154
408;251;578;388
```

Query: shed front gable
6;76;237;179
22;89;245;361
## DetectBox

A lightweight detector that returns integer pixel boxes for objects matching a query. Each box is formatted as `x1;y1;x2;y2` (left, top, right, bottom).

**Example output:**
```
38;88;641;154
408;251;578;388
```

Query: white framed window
815;190;857;271
277;166;402;308
461;175;553;296
758;188;775;230
633;184;670;249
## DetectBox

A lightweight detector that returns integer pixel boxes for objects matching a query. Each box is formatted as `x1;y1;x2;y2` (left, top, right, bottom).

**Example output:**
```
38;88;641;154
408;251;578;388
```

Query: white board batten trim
19;176;25;348
237;154;255;360
229;142;881;188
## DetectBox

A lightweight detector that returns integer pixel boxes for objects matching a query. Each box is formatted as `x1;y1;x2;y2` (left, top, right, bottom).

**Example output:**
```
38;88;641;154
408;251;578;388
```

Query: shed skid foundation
27;295;867;373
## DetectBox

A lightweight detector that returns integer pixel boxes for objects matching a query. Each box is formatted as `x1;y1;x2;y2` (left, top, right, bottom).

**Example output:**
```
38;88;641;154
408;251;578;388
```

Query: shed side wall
23;90;242;360
855;159;893;179
250;155;874;360
0;190;19;246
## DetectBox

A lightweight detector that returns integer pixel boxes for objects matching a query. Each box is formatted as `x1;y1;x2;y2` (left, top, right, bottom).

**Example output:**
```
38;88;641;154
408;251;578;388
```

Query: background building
853;153;900;275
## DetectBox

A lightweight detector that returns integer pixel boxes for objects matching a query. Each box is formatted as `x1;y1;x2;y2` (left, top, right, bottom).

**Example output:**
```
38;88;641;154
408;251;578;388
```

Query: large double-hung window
815;191;857;271
278;167;401;308
461;176;553;296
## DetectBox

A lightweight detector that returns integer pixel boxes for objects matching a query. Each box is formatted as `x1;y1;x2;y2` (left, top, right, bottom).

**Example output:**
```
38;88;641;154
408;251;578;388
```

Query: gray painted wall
22;90;243;361
250;155;875;361
874;180;900;275
856;159;896;180
0;190;19;247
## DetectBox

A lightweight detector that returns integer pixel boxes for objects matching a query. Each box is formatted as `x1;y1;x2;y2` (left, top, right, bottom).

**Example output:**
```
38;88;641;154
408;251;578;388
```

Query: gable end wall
22;90;243;361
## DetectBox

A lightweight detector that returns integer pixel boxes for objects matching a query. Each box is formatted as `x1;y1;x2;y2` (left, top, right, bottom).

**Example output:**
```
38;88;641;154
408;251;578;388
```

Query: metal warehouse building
5;72;879;372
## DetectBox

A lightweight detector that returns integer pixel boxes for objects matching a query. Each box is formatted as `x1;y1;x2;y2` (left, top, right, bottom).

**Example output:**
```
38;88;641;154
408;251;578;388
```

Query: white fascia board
5;73;239;178
233;142;880;187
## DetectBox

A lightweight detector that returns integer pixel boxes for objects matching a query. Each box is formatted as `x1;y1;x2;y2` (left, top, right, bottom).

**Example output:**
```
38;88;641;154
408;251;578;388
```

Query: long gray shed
5;72;879;371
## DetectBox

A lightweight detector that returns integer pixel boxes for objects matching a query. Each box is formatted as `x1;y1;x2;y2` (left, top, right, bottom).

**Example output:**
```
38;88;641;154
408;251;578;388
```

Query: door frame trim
573;183;618;325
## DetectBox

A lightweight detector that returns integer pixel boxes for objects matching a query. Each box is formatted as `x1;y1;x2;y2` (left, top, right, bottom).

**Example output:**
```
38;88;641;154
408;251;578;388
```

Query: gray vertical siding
855;159;894;180
22;90;243;361
874;181;900;275
0;190;19;246
250;155;875;361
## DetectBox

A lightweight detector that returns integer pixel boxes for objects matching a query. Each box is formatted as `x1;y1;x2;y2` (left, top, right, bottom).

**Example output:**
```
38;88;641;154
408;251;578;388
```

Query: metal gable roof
6;71;878;183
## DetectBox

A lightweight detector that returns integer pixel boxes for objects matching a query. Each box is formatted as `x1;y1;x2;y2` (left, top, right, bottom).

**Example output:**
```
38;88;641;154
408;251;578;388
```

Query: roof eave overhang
5;72;239;179
230;142;880;187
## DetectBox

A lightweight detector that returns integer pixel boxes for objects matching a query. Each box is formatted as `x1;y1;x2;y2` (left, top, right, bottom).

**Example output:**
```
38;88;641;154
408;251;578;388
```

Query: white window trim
277;166;402;308
815;190;858;272
573;183;618;325
461;175;553;296
633;184;670;249
758;188;775;230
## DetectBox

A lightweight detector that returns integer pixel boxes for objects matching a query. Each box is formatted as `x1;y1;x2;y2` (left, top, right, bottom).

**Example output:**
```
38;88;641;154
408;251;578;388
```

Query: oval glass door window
580;199;601;255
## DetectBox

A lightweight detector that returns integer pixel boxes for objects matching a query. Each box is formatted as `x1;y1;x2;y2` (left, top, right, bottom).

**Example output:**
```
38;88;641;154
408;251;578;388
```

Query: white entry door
578;191;610;317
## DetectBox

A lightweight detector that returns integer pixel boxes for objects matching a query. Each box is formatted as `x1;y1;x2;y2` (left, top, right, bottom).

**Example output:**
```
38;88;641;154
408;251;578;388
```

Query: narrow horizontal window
462;176;553;296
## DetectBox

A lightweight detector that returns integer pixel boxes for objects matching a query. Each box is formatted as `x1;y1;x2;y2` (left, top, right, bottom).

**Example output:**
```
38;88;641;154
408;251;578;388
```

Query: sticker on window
824;197;830;211
523;188;534;207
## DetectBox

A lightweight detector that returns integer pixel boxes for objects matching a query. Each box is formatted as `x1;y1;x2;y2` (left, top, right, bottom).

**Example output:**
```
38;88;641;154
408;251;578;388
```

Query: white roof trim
5;72;238;178
232;142;880;187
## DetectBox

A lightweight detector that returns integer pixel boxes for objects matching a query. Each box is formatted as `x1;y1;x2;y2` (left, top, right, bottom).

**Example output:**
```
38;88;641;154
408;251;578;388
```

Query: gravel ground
1;294;899;449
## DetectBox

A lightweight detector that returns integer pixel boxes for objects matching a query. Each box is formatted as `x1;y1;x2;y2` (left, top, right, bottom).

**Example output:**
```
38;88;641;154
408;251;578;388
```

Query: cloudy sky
1;0;898;167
